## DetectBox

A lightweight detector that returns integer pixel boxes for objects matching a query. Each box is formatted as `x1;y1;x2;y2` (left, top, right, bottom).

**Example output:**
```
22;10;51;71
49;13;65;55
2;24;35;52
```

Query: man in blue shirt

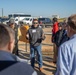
55;14;76;75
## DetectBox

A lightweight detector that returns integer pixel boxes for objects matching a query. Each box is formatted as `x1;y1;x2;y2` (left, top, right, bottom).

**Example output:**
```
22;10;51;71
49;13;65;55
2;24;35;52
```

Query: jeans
30;44;43;68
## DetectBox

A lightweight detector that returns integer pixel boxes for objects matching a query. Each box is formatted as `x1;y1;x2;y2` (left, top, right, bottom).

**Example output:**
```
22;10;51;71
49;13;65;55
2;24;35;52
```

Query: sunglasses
33;22;38;24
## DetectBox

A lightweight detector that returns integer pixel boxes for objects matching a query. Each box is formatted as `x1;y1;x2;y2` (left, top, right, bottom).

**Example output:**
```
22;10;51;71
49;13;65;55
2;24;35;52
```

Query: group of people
0;18;45;75
52;17;69;64
0;14;76;75
52;14;76;75
9;18;45;72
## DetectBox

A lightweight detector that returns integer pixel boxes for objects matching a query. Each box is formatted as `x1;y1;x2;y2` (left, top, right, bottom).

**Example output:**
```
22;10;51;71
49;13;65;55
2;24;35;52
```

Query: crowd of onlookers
52;14;76;75
52;17;69;64
0;14;76;75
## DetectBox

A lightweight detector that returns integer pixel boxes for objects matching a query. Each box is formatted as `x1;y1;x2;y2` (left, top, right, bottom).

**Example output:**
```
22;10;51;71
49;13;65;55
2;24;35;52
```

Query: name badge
32;30;36;33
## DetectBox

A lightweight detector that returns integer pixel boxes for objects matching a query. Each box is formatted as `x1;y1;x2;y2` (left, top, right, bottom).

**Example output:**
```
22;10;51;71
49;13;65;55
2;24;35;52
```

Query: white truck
15;17;25;25
22;17;33;26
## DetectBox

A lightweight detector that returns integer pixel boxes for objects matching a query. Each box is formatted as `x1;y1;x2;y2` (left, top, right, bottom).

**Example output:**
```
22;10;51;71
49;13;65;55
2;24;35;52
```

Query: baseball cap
9;18;15;24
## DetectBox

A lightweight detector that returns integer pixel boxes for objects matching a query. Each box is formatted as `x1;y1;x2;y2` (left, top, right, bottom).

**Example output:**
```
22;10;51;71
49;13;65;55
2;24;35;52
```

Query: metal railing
40;23;53;28
19;32;53;52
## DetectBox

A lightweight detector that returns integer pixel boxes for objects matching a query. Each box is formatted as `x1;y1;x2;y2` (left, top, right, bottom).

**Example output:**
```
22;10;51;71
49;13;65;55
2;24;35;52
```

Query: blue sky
0;0;76;18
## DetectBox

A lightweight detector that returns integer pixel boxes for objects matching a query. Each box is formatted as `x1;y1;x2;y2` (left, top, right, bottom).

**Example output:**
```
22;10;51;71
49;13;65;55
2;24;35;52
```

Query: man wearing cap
55;14;76;75
9;18;21;55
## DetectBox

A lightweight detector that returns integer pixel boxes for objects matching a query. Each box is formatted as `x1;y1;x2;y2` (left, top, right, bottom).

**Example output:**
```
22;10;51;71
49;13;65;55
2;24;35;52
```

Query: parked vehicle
7;17;26;25
15;17;25;25
38;18;52;27
3;19;9;24
0;18;9;24
22;17;33;26
0;19;1;23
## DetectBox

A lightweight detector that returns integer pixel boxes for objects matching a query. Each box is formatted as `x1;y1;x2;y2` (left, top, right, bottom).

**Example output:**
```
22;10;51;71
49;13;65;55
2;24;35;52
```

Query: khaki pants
53;43;58;62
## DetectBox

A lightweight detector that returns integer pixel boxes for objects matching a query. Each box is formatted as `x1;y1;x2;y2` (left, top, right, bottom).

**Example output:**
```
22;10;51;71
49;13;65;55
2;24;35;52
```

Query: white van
22;17;33;26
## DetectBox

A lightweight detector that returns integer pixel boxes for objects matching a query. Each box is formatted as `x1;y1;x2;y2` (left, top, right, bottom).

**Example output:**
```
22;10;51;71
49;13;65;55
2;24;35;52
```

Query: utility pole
2;8;3;18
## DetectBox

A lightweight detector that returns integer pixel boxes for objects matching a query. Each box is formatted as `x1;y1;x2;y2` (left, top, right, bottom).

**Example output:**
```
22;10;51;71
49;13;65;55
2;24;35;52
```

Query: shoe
39;67;43;72
53;61;56;64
